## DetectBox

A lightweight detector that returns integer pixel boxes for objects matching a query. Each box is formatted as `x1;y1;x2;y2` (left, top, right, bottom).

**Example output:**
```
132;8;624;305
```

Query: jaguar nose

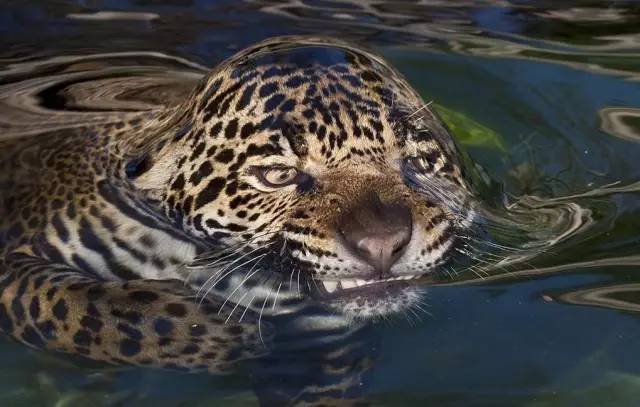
338;192;412;276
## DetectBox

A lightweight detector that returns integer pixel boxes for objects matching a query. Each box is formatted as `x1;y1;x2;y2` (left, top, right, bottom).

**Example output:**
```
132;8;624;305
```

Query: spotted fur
0;36;474;400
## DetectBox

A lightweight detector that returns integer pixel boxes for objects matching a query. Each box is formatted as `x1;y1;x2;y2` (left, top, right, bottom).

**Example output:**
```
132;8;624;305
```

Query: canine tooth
323;281;338;293
342;279;356;289
355;279;366;287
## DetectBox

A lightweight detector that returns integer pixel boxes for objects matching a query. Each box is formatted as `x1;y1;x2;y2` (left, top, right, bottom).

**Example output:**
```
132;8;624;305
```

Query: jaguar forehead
189;43;416;155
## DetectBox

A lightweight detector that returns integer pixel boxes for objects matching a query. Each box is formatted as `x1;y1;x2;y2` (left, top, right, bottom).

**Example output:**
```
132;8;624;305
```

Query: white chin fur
328;286;425;321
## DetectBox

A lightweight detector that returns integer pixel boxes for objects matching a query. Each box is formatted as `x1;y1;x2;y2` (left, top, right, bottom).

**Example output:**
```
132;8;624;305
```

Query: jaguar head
129;36;475;321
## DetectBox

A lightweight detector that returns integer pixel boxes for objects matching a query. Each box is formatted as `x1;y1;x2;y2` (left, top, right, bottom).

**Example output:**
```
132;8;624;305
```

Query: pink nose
338;192;412;275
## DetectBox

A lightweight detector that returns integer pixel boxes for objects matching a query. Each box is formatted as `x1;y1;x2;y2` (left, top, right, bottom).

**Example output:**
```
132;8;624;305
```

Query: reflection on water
600;107;640;143
1;0;640;405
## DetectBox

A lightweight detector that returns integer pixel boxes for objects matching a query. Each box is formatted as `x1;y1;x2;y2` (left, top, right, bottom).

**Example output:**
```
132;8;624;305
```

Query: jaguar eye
252;166;301;187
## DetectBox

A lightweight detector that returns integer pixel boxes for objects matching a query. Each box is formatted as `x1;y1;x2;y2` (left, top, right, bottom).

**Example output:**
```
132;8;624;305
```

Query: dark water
2;1;640;405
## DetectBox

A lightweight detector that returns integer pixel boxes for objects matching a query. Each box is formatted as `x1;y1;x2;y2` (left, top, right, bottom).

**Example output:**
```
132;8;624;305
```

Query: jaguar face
132;36;475;321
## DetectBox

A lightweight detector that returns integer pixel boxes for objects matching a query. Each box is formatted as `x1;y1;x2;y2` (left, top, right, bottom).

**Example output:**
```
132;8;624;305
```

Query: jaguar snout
337;191;412;276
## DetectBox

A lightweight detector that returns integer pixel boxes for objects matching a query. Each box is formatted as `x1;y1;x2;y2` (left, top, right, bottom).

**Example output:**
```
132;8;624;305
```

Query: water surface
2;1;640;405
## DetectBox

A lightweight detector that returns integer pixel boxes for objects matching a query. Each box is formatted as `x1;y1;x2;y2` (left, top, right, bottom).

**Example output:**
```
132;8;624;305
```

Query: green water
1;1;640;406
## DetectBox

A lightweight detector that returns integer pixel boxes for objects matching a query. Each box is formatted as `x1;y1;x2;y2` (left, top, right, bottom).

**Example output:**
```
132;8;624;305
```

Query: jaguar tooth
323;281;338;293
342;279;356;289
355;279;366;287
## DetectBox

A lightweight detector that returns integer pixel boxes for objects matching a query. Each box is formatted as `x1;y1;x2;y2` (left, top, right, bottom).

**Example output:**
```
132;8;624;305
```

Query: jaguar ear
125;153;153;180
123;115;194;192
130;149;184;194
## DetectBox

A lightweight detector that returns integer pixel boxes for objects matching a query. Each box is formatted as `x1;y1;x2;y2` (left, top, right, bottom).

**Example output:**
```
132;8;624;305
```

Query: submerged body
0;36;474;385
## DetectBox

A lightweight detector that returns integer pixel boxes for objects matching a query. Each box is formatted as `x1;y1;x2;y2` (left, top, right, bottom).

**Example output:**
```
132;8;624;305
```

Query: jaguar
0;35;476;402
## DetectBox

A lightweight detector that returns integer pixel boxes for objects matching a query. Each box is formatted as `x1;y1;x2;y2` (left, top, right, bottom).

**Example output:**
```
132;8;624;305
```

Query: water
1;1;640;405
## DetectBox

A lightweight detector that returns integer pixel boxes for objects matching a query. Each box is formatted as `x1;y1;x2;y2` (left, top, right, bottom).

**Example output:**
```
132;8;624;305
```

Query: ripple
599;107;640;143
0;52;205;139
559;280;640;313
434;179;640;285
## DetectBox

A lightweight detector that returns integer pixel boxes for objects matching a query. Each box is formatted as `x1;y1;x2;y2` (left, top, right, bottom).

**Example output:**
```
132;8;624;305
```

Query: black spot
264;94;285;113
46;287;57;301
226;223;247;232
203;351;218;360
119;338;141;357
280;99;296;113
128;290;159;304
139;234;156;248
258;82;278;98
239;122;255;139
10;297;24;321
190;142;206;161
224;118;238;139
343;74;362;87
16;276;29;297
117;323;143;340
29;297;40;320
73;329;92;347
51;213;69;243
189;161;213;186
207;121;222;139
194;177;226;210
171;174;185;190
215;149;235;163
361;70;382;82
236;83;257;111
193;214;205;232
80;315;103;333
225;181;237;196
72;255;100;278
182;195;194;213
153;318;174;336
86;303;101;317
165;303;187;317
182;343;199;355
158;337;172;346
78;217;139;280
285;76;304;88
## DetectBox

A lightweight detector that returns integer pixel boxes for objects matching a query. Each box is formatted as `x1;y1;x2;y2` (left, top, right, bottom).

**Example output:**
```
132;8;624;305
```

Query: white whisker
272;282;283;311
239;294;256;323
224;290;250;324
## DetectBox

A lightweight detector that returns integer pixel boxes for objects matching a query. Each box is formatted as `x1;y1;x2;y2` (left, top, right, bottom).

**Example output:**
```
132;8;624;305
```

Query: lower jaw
318;282;425;321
